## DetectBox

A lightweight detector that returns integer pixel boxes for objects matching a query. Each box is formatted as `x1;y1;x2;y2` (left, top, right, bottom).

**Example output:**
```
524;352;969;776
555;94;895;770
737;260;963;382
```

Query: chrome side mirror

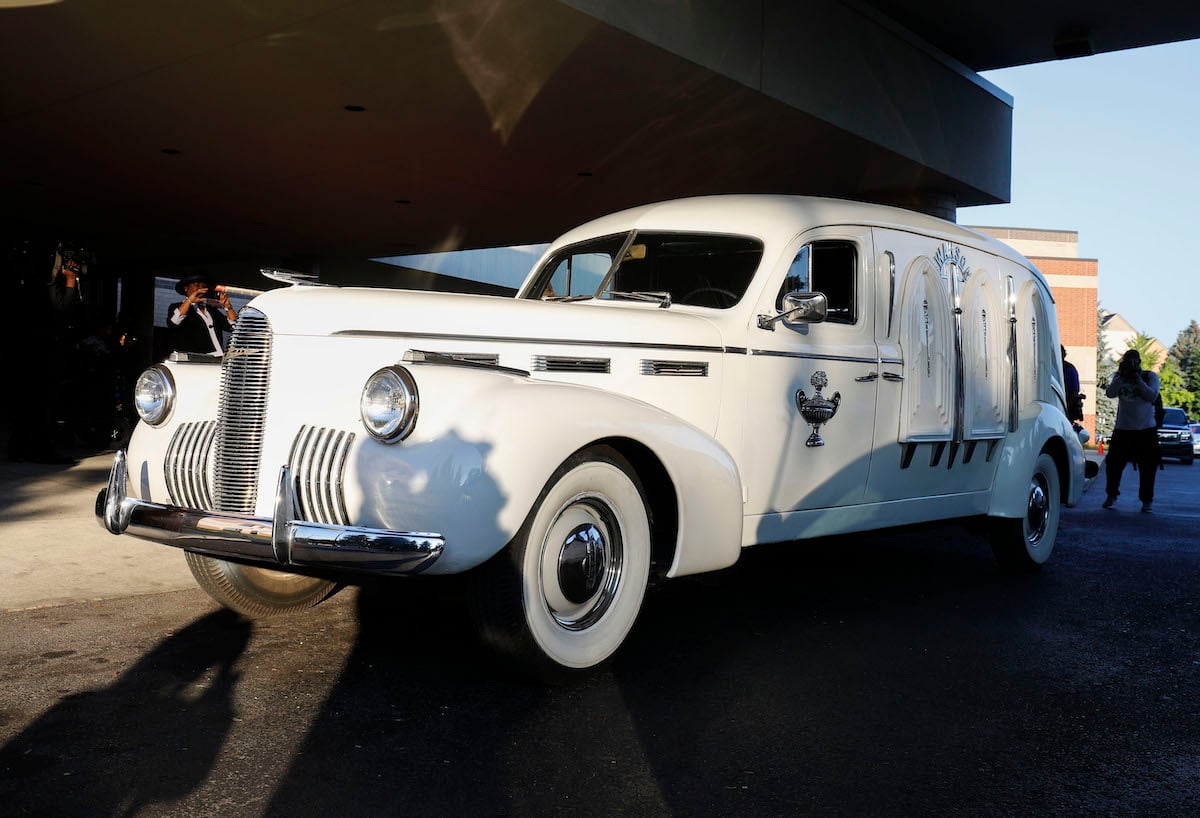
757;291;828;330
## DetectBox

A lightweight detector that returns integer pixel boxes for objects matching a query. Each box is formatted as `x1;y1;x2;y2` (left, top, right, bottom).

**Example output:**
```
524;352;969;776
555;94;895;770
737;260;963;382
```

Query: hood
245;285;729;350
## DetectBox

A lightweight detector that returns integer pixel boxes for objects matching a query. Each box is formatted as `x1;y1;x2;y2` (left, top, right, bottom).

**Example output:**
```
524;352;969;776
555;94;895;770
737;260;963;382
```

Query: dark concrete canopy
2;0;1198;272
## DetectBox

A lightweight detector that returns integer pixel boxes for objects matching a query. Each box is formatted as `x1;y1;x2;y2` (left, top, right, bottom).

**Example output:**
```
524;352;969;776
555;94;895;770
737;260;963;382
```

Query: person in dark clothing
6;241;89;463
167;272;238;354
1102;349;1160;512
1061;345;1084;423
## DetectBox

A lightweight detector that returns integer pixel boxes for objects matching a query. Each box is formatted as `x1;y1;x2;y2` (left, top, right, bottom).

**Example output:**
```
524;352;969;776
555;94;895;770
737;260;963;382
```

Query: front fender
348;364;743;576
987;401;1085;518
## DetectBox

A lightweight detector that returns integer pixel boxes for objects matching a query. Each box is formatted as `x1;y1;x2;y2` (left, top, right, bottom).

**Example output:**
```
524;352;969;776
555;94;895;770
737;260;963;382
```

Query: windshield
526;231;763;309
1163;408;1188;426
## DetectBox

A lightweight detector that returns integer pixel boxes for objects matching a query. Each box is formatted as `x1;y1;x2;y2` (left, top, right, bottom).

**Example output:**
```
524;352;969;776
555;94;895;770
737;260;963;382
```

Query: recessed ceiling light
344;105;367;112
161;148;182;155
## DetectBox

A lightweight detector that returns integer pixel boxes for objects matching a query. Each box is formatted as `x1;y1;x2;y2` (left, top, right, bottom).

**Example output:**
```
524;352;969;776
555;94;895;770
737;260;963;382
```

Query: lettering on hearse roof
935;243;971;283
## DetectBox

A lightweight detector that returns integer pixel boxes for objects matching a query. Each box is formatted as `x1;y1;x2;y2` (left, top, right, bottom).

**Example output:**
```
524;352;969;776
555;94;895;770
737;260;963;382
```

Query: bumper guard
96;450;445;575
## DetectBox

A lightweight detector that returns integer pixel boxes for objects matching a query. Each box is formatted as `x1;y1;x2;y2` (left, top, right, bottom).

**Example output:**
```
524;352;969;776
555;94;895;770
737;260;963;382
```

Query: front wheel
469;445;652;678
990;451;1061;572
185;553;341;617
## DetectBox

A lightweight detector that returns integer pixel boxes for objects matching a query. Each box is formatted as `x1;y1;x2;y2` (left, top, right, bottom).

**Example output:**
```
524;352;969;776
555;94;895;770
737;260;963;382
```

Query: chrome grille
164;420;216;509
213;308;272;513
288;425;355;525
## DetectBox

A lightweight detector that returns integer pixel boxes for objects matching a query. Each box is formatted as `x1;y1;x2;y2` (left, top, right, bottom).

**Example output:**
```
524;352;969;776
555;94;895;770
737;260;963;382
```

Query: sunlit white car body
100;195;1085;670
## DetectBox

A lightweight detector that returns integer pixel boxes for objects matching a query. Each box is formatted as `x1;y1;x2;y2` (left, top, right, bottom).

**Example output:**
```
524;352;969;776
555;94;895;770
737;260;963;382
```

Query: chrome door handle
855;372;878;382
882;372;905;382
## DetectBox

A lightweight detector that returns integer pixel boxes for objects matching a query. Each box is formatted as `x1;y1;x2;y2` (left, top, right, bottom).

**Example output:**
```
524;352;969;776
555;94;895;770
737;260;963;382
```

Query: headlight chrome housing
360;365;419;442
133;365;176;427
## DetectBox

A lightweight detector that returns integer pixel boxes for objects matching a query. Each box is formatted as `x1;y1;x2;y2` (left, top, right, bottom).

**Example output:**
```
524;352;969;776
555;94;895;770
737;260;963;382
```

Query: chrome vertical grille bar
286;424;354;526
213;308;272;514
164;421;217;509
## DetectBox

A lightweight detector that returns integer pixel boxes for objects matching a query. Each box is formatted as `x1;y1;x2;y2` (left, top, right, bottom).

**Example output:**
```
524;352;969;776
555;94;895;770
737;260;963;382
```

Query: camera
57;243;95;277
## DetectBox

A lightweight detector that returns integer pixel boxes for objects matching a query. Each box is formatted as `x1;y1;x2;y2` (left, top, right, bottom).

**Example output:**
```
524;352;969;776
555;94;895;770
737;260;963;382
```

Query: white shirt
171;302;225;355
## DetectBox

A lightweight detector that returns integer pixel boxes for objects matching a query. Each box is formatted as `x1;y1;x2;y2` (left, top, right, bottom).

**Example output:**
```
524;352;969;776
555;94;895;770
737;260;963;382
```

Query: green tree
1095;307;1117;438
1125;331;1162;371
1169;320;1200;404
1158;356;1196;415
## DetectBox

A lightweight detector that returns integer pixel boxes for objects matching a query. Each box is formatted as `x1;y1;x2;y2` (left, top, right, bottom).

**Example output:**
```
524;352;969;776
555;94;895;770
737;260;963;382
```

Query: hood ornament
795;371;841;447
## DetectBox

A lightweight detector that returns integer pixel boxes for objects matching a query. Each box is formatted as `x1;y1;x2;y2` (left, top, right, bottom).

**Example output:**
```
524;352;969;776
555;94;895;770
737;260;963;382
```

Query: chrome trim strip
1006;275;1019;433
950;255;966;444
335;329;729;354
97;451;443;576
884;250;896;337
750;350;880;365
404;349;503;368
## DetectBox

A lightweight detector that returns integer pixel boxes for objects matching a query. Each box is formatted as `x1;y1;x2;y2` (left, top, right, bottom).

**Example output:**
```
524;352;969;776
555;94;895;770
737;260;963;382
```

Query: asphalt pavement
6;448;1200;817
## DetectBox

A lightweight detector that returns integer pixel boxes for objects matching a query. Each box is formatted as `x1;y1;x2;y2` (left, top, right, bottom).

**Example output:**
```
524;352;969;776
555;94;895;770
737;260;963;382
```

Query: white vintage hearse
98;195;1086;674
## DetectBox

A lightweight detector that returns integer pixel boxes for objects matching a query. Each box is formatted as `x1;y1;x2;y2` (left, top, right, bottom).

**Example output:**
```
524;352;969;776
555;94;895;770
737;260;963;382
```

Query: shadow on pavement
0;610;251;816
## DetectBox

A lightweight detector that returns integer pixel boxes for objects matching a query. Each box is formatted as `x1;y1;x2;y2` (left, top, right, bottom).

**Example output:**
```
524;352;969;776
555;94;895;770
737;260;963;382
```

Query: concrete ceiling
2;0;1198;269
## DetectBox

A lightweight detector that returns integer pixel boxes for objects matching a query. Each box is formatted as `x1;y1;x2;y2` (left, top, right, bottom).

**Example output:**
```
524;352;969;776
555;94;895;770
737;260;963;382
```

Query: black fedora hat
175;271;216;294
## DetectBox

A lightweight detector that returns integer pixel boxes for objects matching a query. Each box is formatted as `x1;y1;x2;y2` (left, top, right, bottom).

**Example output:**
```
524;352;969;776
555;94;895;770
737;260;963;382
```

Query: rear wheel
185;553;340;617
469;445;652;678
990;452;1060;572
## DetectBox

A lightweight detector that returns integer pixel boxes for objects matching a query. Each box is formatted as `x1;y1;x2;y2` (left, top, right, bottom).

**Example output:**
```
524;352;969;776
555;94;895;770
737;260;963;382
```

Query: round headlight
360;366;419;442
134;365;176;426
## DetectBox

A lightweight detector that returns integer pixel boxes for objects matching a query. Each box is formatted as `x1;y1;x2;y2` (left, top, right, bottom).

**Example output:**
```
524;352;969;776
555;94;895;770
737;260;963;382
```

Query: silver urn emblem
795;371;841;447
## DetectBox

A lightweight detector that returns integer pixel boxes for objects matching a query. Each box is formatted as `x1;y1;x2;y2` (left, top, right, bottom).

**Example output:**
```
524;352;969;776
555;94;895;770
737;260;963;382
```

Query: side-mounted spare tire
185;553;341;617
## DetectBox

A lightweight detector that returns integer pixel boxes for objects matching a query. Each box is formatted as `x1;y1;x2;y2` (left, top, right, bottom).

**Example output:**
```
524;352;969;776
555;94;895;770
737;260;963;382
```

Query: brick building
969;227;1098;439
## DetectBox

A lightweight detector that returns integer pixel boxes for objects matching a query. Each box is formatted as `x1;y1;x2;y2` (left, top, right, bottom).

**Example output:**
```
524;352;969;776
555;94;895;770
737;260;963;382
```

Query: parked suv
1158;407;1195;465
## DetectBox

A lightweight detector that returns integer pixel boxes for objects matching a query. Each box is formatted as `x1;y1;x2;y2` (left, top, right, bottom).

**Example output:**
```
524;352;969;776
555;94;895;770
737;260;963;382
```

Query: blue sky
960;38;1200;350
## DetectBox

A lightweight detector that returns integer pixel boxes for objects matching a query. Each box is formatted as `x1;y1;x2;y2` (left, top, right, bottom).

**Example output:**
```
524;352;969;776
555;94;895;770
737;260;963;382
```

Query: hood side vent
641;359;709;377
532;355;610;373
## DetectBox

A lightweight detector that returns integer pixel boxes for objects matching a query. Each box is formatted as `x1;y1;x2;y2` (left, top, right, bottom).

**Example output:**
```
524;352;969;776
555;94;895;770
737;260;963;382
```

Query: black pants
1105;427;1159;503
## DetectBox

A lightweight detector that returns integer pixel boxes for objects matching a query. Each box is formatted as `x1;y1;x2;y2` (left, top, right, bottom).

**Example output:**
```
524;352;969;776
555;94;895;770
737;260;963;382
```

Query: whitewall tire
471;445;652;677
990;451;1061;571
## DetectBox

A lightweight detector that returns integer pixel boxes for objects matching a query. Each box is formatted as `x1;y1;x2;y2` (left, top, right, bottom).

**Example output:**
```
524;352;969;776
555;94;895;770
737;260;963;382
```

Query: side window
776;240;857;324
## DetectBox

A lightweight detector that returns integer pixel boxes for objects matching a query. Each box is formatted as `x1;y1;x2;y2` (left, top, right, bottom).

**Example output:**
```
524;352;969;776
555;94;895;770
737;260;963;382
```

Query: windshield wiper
545;294;595;302
604;290;672;308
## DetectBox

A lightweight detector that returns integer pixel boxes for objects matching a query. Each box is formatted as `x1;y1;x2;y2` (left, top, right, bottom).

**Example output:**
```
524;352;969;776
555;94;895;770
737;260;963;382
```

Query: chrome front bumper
96;450;445;575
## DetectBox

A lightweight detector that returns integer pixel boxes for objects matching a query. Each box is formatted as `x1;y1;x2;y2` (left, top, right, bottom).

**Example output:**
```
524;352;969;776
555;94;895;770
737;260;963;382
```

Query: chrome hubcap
540;496;623;631
1026;476;1049;545
558;523;607;604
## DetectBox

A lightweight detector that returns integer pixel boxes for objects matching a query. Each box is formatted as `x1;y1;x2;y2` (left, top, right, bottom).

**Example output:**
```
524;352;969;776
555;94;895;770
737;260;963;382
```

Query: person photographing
168;272;238;355
1102;349;1160;512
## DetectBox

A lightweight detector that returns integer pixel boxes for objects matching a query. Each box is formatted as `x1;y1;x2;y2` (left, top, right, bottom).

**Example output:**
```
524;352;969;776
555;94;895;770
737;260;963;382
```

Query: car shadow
0;610;250;816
